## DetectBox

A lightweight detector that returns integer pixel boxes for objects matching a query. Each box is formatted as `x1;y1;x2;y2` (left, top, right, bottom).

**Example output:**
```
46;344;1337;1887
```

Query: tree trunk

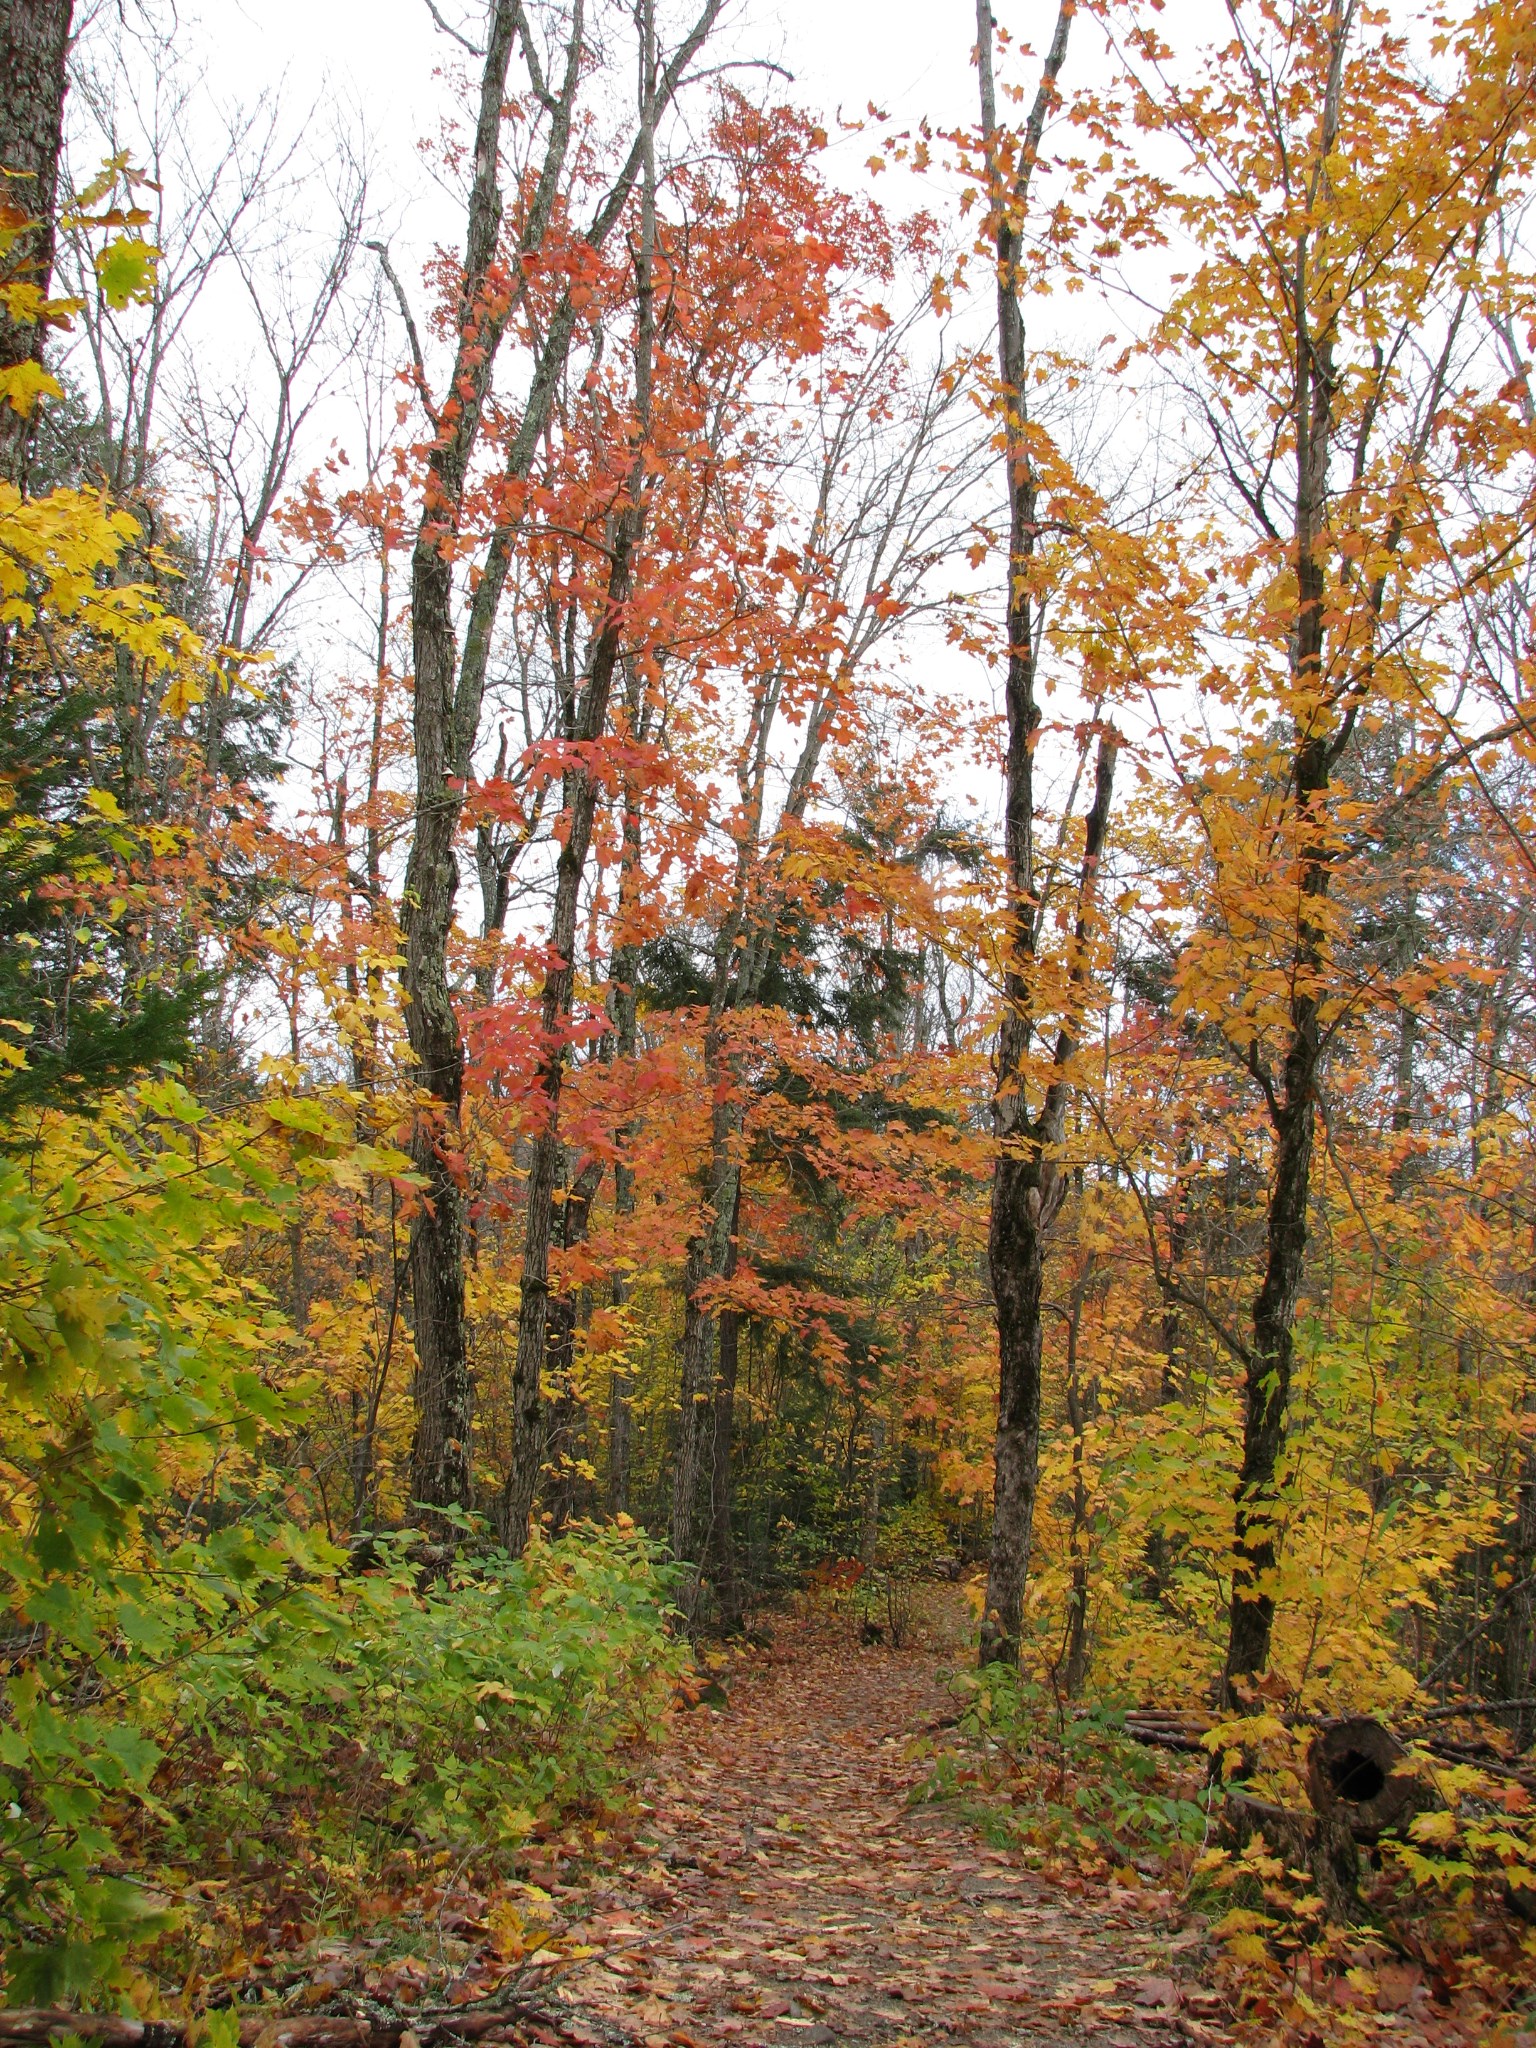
539;1157;603;1540
499;575;636;1551
605;662;648;1520
672;1029;736;1573
707;1306;742;1631
672;1229;718;1567
402;0;722;1522
607;1353;633;1516
1510;1417;1536;1747
0;0;73;489
1062;1264;1096;1699
982;739;1116;1665
499;116;655;1548
1227;1001;1320;1689
862;1409;885;1565
402;0;526;1523
974;0;1078;1669
984;1163;1050;1664
1159;1140;1192;1402
501;13;659;1548
705;1180;744;1629
1222;11;1348;1681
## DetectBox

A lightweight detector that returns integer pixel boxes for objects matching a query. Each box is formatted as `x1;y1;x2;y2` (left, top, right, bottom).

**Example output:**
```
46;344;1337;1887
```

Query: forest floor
534;1609;1231;2047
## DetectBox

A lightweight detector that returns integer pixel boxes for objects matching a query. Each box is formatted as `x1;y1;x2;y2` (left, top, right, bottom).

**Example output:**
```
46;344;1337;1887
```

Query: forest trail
555;1616;1228;2048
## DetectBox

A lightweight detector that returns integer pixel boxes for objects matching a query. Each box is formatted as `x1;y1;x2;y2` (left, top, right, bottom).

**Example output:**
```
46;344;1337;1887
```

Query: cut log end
1307;1716;1424;1843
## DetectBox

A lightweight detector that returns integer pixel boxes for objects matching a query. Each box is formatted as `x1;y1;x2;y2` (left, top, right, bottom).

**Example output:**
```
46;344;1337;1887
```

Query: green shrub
0;1086;685;2002
937;1662;1210;1866
169;1525;686;1870
0;1084;326;2003
861;1502;948;1646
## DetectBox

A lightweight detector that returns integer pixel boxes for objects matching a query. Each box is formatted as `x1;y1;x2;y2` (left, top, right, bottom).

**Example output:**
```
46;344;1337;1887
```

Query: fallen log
0;2006;548;2048
1122;1710;1214;1755
1409;1696;1536;1724
1126;1703;1534;1806
1414;1732;1536;1792
1306;1716;1427;1845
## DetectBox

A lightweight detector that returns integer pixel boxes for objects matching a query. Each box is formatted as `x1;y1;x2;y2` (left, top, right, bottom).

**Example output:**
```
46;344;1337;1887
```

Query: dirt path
552;1617;1229;2047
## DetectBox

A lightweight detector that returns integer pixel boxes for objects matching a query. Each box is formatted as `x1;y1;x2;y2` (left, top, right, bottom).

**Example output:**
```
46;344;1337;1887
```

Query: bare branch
422;0;484;57
365;238;439;427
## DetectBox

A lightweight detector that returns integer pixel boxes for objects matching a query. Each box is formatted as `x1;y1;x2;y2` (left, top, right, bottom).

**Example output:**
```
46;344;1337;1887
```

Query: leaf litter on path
541;1616;1232;2047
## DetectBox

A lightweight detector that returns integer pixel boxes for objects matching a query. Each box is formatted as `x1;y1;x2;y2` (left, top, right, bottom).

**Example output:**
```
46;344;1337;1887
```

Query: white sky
209;0;985;171
96;0;1019;747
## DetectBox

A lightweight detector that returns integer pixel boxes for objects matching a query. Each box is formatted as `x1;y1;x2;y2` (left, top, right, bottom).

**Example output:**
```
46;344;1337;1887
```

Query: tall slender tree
972;0;1095;1668
1103;0;1536;1690
399;0;721;1518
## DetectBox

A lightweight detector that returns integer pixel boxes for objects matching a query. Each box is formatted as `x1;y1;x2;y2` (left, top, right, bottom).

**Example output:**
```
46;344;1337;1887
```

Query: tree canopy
3;0;1536;2031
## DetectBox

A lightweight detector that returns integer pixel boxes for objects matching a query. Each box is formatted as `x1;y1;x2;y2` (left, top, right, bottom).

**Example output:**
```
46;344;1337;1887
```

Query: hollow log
1306;1715;1425;1843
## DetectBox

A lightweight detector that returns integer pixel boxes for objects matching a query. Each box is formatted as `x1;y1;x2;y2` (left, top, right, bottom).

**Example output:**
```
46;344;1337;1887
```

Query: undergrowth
921;1663;1536;2044
6;1522;686;2004
920;1662;1211;1876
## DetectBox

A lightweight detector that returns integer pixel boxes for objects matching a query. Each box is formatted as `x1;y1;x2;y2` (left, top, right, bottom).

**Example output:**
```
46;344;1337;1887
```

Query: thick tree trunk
404;525;478;1515
0;0;73;489
984;1172;1050;1663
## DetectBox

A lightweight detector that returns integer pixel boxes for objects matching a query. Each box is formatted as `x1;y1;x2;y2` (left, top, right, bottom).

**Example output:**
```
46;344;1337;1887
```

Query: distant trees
5;0;1536;1737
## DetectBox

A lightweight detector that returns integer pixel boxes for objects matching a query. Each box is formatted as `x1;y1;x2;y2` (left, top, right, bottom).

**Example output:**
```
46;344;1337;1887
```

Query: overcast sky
75;0;1225;802
207;0;987;242
210;0;983;149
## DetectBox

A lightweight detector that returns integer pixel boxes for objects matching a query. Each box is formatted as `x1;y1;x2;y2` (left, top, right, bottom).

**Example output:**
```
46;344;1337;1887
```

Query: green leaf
93;239;158;310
